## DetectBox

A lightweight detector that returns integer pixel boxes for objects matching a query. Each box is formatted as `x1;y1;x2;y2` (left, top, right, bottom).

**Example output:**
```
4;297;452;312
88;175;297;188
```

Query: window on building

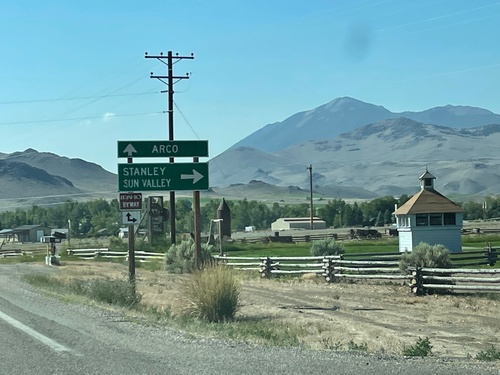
444;213;456;225
416;214;428;226
430;213;442;226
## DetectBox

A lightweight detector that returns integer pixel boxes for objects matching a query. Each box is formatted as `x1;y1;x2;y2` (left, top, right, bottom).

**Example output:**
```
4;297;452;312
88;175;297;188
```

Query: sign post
117;138;209;273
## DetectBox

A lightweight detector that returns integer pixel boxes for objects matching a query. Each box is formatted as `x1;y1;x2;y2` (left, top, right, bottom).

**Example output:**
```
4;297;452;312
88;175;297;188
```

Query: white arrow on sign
180;169;204;184
123;144;137;157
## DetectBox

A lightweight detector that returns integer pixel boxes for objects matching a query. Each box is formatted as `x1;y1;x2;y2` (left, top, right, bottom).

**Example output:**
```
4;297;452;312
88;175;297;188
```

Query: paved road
0;263;499;375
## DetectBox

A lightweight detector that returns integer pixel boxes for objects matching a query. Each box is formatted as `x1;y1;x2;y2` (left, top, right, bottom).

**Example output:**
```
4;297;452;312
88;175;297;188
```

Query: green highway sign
117;140;208;158
118;162;209;192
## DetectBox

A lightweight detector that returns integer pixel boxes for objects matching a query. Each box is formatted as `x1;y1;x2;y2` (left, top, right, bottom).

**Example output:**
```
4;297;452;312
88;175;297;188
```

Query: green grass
144;306;301;347
22;272;140;307
462;234;500;247
222;239;400;258
0;254;47;264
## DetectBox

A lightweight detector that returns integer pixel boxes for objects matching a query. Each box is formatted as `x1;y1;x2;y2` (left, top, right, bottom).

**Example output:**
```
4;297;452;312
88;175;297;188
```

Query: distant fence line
235;226;500;244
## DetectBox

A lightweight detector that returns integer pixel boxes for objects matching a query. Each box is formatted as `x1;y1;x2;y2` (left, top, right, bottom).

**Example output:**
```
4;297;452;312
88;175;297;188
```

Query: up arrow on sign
181;169;204;184
123;144;137;157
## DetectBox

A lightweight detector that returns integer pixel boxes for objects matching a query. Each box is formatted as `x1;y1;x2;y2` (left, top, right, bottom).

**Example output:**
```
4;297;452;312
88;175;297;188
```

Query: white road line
0;310;71;353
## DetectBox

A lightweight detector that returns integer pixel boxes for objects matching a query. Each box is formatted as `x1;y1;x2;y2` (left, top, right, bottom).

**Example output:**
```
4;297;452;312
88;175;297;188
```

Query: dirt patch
55;262;500;358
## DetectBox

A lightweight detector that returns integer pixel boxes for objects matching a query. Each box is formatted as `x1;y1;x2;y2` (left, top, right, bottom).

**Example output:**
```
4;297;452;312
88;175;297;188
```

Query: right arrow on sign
181;169;204;184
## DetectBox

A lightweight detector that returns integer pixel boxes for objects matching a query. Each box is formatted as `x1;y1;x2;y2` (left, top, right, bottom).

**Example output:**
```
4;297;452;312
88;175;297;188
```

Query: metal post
193;156;201;269
308;164;314;230
67;219;71;248
127;156;136;288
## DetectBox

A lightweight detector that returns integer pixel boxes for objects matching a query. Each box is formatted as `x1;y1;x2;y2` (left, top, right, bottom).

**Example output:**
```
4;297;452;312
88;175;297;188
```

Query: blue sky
1;0;500;173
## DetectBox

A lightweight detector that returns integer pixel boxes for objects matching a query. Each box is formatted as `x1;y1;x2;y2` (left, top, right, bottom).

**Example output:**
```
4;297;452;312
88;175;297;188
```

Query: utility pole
145;51;194;244
308;164;314;230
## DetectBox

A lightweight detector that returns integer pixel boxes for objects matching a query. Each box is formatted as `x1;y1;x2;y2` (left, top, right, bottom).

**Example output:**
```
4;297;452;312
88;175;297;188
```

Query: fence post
260;257;272;278
322;257;335;283
410;267;425;296
487;243;497;266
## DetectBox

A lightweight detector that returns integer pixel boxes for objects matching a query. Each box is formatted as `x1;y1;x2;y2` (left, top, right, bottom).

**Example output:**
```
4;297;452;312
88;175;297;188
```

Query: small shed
271;217;326;231
394;170;463;253
12;225;51;243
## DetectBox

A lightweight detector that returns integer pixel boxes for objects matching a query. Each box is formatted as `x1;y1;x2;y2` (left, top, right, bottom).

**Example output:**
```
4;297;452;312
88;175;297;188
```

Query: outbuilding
394;170;463;253
12;225;51;243
271;217;326;231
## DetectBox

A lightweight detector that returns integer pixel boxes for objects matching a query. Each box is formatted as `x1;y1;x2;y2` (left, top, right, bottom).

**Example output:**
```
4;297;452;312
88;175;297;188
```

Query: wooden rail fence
214;249;500;294
409;267;500;295
67;248;165;262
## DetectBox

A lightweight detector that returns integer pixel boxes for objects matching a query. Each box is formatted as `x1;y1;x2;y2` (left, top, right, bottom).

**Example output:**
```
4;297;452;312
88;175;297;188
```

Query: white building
394;170;463;253
271;217;326;231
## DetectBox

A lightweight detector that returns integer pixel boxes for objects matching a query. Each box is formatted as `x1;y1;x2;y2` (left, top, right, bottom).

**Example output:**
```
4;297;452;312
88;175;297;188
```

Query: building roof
394;188;463;215
419;170;435;180
276;217;324;222
0;229;13;236
13;224;46;231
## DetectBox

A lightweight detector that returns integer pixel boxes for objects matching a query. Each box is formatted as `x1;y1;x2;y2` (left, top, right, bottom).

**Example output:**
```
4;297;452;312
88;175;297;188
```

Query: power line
0;91;159;105
0;111;166;126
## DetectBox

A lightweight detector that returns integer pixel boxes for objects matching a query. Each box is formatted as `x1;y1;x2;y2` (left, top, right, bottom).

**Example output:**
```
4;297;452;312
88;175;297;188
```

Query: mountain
231;97;395;152
5;148;116;192
210;117;500;197
231;97;500;153
0;149;117;210
4;97;500;208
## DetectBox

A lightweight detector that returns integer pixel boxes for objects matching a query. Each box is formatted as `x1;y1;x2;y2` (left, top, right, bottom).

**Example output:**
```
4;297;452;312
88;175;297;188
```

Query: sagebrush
165;240;214;273
399;242;451;270
310;238;345;257
403;337;433;357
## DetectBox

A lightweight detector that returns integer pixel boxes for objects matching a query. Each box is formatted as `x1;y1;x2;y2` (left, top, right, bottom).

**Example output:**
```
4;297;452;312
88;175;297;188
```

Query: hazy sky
1;0;500;173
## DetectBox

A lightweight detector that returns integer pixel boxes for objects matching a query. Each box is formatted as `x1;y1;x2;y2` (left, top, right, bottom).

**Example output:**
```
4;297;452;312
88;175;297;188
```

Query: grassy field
221;235;500;259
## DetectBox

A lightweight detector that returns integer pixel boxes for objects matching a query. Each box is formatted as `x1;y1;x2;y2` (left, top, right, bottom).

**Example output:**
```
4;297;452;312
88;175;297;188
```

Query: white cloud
103;112;116;122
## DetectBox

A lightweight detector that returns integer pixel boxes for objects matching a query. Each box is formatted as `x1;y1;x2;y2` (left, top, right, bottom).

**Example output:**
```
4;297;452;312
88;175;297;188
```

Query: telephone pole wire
145;51;194;244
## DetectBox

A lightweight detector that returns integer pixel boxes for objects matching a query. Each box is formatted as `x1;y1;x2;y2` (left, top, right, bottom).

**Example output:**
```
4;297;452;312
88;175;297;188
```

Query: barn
271;217;326;231
394;170;463;253
12;225;51;243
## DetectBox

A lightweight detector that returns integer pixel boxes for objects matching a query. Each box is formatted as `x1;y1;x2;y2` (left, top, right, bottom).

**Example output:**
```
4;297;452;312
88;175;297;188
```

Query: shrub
310;238;345;257
476;346;500;361
399;242;452;270
403;337;433;357
89;278;140;306
71;278;141;307
177;265;240;322
109;237;128;251
165;240;214;274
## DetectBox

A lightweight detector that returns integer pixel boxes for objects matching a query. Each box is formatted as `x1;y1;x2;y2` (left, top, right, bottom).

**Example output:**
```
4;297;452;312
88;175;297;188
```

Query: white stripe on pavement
0;310;71;352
